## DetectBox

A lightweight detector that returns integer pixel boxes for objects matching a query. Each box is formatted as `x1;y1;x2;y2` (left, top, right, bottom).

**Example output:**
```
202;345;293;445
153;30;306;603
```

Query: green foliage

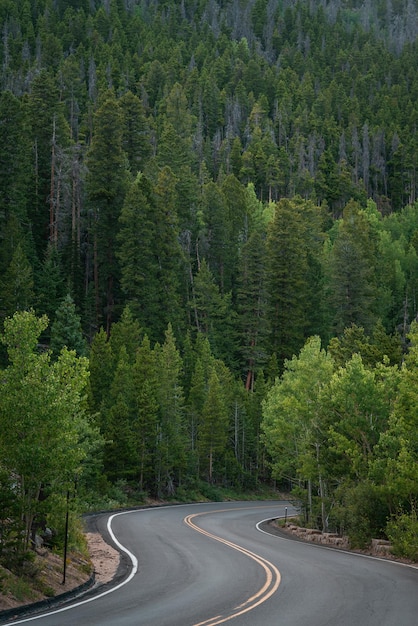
50;294;86;357
0;310;92;559
0;243;34;319
332;481;389;548
387;509;418;561
326;201;379;335
2;0;418;561
117;170;184;343
85;89;130;334
262;336;334;527
190;259;238;369
266;197;325;366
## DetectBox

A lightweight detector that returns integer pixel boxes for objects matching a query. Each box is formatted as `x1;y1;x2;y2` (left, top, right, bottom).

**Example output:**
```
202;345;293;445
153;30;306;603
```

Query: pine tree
117;169;184;343
26;70;71;257
119;90;151;175
88;328;114;423
0;90;30;229
132;335;159;493
50;294;86;357
103;346;136;482
154;325;186;497
35;243;66;324
190;259;238;369
198;366;228;483
0;244;34;321
265;198;309;366
108;305;143;364
237;230;268;390
327;200;379;335
85;89;130;335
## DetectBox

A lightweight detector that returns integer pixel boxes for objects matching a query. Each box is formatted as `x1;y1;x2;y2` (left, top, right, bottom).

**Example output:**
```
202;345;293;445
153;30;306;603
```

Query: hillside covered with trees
1;0;418;571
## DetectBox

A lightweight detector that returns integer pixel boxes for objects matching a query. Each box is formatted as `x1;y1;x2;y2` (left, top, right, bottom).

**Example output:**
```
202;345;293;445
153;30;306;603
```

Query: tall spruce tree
86;89;130;335
0;91;30;230
1;244;34;320
265;197;309;366
327;200;379;335
198;366;228;484
117;169;184;343
132;335;159;494
119;90;151;175
26;71;71;257
237;229;268;390
154;325;186;497
50;293;86;357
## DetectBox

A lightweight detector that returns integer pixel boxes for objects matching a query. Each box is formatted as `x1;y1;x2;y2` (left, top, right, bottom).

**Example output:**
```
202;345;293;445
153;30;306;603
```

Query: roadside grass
0;566;39;603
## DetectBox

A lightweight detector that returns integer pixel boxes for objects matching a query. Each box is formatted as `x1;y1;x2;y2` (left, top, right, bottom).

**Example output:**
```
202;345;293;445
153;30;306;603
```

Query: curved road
5;501;418;626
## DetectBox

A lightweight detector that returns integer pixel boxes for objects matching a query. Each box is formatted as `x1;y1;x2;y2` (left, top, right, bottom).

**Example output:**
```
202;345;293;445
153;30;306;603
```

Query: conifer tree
237;229;268;390
26;70;71;256
0;90;30;228
103;345;136;482
1;244;34;320
132;335;159;493
108;305;143;364
190;259;238;369
50;294;86;357
86;89;130;335
198;366;228;483
154;325;186;496
117;169;184;343
88;328;114;423
35;243;66;324
119;90;151;174
327;200;379;335
265;197;309;366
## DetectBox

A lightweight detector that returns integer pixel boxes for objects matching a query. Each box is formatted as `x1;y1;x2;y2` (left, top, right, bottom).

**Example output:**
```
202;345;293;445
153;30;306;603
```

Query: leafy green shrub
332;481;388;548
386;509;418;561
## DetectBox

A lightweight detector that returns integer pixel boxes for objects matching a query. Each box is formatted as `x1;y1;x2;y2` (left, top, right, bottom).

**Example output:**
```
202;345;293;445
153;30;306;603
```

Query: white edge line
6;502;286;624
7;509;139;625
6;501;226;625
256;517;418;571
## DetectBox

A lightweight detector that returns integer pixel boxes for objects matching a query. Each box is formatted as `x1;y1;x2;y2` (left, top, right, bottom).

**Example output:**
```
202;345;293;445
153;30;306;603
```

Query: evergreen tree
50;294;86;357
85;89;130;335
326;200;379;335
108;305;143;364
35;243;66;324
237;229;268;389
198;366;228;483
0;90;30;229
26;70;71;257
119;90;152;174
154;325;186;497
132;335;159;494
117;169;184;343
0;244;34;321
103;345;136;482
265;197;309;365
88;328;114;424
190;259;238;369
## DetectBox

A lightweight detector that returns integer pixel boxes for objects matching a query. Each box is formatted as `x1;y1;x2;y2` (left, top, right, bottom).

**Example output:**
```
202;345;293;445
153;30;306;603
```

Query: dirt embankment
0;532;120;613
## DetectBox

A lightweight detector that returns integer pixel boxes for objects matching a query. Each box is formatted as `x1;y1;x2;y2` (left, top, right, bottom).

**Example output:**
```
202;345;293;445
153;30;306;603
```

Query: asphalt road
5;501;418;626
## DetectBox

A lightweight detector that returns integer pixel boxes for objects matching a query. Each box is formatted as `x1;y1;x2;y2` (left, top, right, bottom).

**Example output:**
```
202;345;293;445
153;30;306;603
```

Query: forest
0;0;418;570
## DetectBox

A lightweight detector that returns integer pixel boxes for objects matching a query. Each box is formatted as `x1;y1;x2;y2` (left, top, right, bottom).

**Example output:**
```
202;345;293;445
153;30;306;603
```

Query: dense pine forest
1;0;418;570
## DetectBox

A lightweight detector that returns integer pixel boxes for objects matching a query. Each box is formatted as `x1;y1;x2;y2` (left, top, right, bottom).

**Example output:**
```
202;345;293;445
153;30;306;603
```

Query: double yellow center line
184;508;282;625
